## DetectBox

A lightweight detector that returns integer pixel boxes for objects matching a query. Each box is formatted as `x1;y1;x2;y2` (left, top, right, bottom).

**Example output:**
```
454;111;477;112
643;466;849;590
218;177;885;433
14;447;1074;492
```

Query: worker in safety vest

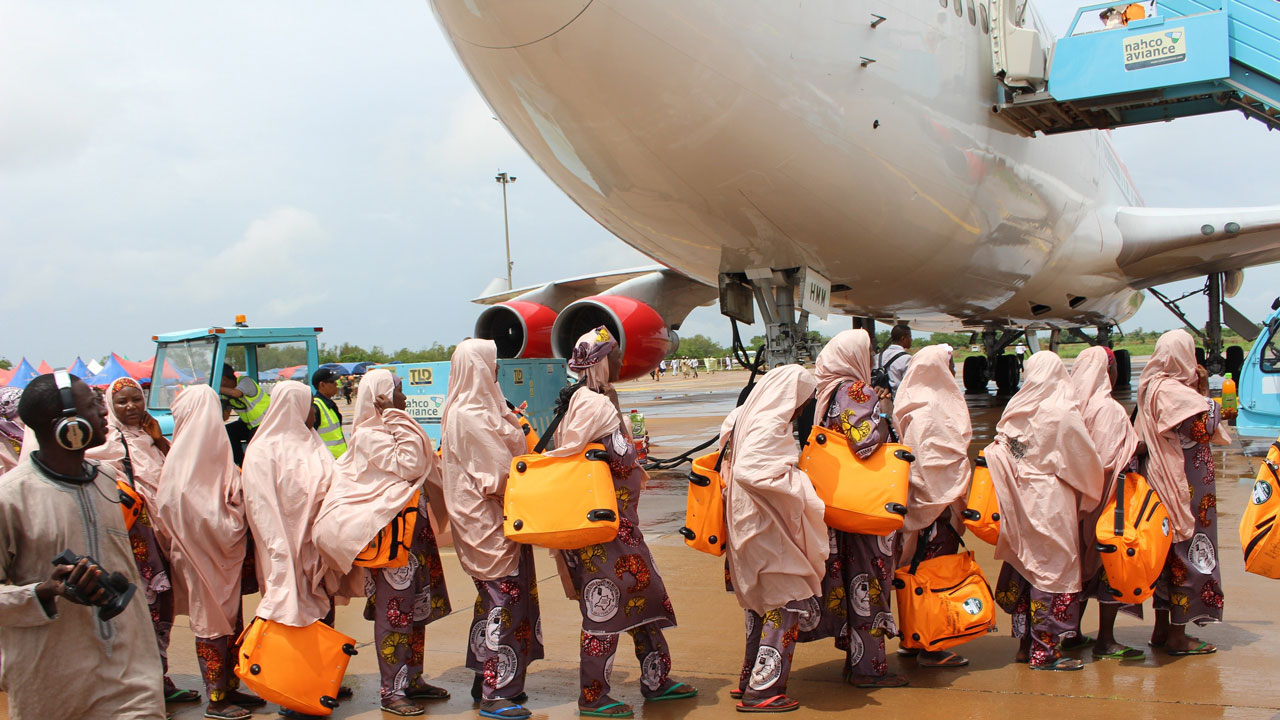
309;367;347;458
218;362;271;430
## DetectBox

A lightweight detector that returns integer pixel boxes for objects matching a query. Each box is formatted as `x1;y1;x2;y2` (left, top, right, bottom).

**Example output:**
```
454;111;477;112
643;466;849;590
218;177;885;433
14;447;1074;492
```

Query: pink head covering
316;369;436;575
87;377;166;503
891;345;972;533
814;329;873;416
1135;330;1231;541
241;380;335;626
568;326;617;392
151;385;247;638
720;364;828;614
441;340;530;580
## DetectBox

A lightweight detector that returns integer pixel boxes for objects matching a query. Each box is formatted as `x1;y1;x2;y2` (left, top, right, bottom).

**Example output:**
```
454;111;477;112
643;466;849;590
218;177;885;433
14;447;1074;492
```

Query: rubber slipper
204;707;251;720
853;673;909;688
1092;646;1146;660
1029;657;1084;671
479;700;531;719
730;688;744;699
1166;641;1217;656
407;682;451;700
647;682;699;702
1148;640;1166;648
917;651;970;668
736;695;800;713
166;688;202;703
1060;635;1095;651
381;700;426;717
578;700;634;717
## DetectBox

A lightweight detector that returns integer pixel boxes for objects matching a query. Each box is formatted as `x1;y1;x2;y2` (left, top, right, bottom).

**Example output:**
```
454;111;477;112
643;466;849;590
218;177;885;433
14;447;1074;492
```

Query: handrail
1066;0;1225;36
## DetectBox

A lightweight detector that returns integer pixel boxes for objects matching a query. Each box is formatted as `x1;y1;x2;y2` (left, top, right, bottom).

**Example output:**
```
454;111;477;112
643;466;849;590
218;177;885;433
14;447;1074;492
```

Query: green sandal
1092;646;1146;660
647;682;698;702
578;701;634;718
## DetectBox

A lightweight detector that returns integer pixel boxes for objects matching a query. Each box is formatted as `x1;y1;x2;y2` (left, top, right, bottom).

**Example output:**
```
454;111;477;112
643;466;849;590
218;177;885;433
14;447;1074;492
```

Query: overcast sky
3;1;1279;366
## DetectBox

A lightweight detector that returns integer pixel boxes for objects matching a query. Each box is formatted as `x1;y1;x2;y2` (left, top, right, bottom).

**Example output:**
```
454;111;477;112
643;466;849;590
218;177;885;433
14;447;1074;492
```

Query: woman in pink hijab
986;351;1104;671
315;369;452;717
551;327;696;717
1136;329;1231;656
86;377;200;704
242;380;335;632
797;329;907;687
1068;346;1143;660
891;344;974;668
720;364;827;713
441;340;542;719
151;385;262;720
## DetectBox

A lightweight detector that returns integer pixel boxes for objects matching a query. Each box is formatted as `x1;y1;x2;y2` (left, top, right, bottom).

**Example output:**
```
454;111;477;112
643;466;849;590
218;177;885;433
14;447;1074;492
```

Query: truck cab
146;320;321;436
1236;299;1280;438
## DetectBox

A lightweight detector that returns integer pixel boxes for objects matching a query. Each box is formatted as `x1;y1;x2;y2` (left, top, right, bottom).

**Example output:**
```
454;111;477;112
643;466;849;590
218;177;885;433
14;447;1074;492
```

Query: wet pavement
16;365;1280;719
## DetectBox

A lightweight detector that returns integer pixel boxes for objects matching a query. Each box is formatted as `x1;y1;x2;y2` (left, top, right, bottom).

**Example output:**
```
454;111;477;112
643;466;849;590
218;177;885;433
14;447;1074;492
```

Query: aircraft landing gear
1148;272;1259;377
962;327;1024;395
720;268;822;370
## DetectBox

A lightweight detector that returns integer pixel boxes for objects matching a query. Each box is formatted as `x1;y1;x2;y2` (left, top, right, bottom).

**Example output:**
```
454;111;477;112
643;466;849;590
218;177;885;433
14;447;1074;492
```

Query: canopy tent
351;362;377;375
0;368;11;386
67;357;92;378
85;355;132;387
87;359;104;375
4;359;39;389
138;356;188;382
114;355;151;381
35;361;53;375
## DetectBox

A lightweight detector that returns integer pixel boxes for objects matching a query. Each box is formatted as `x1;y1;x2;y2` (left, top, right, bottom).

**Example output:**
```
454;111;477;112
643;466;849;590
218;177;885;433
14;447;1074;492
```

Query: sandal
578;700;635;717
204;706;252;720
381;698;425;717
1029;657;1084;671
479;698;532;719
1060;635;1095;651
1092;646;1146;660
166;688;202;703
736;695;800;713
730;688;745;699
407;682;451;700
917;650;970;668
1166;641;1217;657
852;673;909;688
647;681;698;702
227;690;266;708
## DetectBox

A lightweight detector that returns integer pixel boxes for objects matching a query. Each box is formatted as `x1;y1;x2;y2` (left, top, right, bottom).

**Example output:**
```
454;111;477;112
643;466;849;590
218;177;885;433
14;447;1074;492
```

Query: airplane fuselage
432;0;1147;328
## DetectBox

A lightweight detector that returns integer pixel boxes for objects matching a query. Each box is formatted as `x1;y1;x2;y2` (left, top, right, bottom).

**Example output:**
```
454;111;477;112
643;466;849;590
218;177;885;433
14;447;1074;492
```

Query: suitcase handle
886;502;907;516
961;509;981;521
974;455;988;468
894;449;915;463
688;472;712;487
587;509;617;522
679;527;696;540
1096;542;1117;554
585;449;610;462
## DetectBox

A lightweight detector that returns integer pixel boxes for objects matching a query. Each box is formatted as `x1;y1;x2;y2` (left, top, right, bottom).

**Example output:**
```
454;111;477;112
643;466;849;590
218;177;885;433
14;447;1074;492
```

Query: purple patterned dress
560;424;678;708
465;545;544;701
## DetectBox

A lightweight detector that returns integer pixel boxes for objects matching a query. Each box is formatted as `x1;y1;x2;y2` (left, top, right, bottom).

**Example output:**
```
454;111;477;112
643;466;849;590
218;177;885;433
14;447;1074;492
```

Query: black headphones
53;371;94;451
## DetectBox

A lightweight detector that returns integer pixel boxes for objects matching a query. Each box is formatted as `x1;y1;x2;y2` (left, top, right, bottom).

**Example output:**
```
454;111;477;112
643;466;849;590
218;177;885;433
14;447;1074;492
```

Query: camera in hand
51;550;137;621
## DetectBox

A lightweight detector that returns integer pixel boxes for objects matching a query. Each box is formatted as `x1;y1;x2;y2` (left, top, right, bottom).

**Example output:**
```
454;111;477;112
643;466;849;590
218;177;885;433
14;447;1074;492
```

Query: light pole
495;171;517;290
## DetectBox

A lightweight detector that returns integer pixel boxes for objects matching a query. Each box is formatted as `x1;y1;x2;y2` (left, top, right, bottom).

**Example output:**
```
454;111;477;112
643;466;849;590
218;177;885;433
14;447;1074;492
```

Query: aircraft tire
1226;345;1244;379
995;354;1020;395
963;355;989;394
1114;349;1132;388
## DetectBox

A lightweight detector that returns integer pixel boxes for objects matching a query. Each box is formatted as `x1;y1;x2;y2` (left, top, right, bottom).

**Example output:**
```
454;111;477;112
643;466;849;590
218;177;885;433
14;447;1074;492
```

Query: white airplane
430;0;1280;391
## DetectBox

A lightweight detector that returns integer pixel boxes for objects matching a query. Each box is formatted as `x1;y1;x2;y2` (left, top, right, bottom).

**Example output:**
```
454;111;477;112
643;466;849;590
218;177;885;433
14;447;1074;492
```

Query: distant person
219;363;268;466
690;357;699;378
1;373;164;719
1069;346;1143;660
310;367;347;459
873;324;913;396
0;387;23;475
86;377;200;704
152;386;260;720
1100;7;1125;28
719;364;826;712
1014;344;1026;369
342;376;353;405
986;352;1103;671
441;341;541;717
1135;330;1231;656
315;370;452;717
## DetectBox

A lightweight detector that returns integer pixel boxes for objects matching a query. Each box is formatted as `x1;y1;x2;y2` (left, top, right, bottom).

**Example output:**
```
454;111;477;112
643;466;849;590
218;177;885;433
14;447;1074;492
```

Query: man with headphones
0;373;164;719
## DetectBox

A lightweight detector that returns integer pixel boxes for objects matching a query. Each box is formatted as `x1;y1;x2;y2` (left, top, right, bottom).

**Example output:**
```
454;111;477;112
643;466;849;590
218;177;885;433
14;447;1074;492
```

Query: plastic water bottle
629;410;649;461
1222;373;1238;421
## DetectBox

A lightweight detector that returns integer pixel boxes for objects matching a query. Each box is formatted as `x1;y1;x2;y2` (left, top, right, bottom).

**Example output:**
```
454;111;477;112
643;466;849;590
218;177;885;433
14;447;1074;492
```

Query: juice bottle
1222;373;1238;420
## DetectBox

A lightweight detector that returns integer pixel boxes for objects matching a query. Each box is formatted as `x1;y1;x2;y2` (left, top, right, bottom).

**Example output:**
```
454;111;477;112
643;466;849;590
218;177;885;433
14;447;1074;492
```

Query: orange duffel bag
1241;440;1280;578
504;443;619;550
797;427;912;535
235;618;358;716
894;542;998;652
353;490;421;569
1096;471;1171;602
680;449;728;556
961;452;1001;545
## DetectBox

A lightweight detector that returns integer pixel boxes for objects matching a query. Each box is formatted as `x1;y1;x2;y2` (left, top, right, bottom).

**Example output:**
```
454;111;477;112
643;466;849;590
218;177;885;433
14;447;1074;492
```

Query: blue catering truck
1236;299;1280;438
145;317;321;436
376;359;569;444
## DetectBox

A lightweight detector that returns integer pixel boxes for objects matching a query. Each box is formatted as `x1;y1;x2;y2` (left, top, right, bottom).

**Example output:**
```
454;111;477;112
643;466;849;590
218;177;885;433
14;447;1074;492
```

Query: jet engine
474;300;557;358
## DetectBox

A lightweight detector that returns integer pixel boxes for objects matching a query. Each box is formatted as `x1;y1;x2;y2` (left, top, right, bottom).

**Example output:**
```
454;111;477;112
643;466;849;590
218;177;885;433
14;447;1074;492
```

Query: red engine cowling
551;295;674;381
473;300;557;358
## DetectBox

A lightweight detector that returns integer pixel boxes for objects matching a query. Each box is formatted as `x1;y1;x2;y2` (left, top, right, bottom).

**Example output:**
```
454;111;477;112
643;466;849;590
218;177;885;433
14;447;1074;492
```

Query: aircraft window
968;0;977;25
1263;323;1280;373
980;2;989;33
955;0;963;17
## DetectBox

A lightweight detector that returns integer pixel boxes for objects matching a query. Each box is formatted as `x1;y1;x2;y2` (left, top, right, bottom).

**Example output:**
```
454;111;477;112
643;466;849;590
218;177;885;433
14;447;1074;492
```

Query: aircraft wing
472;266;669;306
1117;206;1280;289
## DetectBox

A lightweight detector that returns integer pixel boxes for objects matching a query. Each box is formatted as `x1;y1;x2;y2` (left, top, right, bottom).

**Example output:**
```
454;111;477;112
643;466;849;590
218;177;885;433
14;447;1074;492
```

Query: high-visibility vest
229;378;271;429
313;397;347;458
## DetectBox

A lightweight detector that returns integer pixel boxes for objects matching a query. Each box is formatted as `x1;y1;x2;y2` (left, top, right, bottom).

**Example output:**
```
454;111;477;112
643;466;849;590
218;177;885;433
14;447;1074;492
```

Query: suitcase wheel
912;633;921;641
343;643;358;656
914;587;924;596
815;433;827;445
1133;588;1143;597
886;503;907;516
708;534;719;545
321;696;340;709
516;461;527;473
249;664;261;675
894;449;916;463
512;519;524;531
991;512;1000;521
679;527;695;540
587;509;617;523
1126;548;1136;557
961;509;980;521
688;473;712;487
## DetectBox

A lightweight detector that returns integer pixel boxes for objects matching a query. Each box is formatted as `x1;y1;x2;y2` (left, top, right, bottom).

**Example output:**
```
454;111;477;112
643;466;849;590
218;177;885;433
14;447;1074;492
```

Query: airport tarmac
16;363;1279;720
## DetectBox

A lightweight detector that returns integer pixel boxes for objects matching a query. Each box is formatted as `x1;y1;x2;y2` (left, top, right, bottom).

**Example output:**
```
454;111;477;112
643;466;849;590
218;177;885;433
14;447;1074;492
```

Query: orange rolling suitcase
504;443;619;550
961;452;1001;545
680;450;727;556
1241;440;1280;578
894;547;997;652
1096;471;1171;602
353;490;420;569
235;618;358;716
797;427;912;535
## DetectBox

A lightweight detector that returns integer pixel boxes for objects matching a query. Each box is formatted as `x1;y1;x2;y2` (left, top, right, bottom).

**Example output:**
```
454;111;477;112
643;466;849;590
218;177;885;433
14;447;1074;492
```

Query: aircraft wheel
1226;345;1244;379
963;356;989;394
1114;349;1132;389
995;354;1020;395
